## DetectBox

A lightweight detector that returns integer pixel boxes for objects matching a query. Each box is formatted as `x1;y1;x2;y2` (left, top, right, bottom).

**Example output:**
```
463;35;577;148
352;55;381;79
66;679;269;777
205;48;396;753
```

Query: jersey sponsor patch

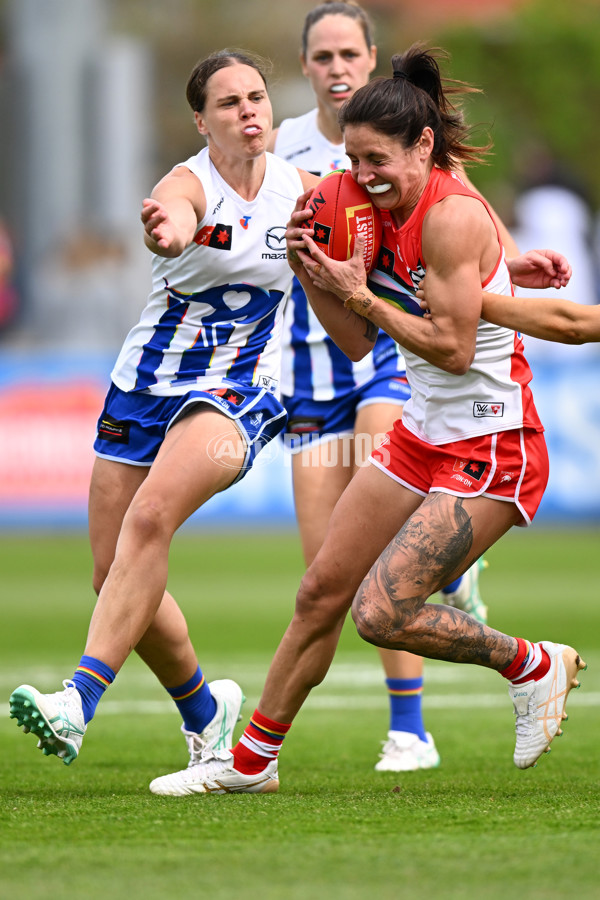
256;374;278;393
375;246;415;295
193;223;233;250
453;459;488;481
473;401;504;418
206;386;246;407
97;415;130;444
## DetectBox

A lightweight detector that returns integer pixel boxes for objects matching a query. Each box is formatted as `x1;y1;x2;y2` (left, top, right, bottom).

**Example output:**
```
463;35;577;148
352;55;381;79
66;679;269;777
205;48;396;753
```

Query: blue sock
165;666;216;734
386;677;427;741
441;574;462;595
72;655;116;724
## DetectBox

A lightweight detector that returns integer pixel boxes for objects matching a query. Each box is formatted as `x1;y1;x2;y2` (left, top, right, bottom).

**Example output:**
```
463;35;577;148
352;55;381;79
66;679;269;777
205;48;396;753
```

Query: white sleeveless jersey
399;257;532;443
111;148;304;397
273;109;405;401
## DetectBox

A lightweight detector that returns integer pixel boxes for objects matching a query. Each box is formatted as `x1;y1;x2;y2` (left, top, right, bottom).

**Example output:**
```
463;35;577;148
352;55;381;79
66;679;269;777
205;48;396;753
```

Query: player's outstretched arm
141;167;205;258
481;292;600;344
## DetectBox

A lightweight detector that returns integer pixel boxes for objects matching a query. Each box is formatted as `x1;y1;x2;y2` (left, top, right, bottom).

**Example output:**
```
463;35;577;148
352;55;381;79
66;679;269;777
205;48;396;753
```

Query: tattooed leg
352;492;520;671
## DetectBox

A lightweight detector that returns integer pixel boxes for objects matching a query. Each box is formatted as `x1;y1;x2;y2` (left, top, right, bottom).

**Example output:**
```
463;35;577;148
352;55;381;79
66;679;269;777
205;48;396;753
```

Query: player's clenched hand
507;248;572;290
300;232;368;302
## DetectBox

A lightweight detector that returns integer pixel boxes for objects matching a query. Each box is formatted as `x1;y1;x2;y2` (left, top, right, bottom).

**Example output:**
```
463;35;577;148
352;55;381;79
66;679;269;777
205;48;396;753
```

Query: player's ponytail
339;43;490;169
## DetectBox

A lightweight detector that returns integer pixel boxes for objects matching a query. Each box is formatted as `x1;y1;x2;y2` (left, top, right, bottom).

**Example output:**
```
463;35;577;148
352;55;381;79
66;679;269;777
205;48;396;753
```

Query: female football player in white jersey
9;50;318;769
269;0;490;773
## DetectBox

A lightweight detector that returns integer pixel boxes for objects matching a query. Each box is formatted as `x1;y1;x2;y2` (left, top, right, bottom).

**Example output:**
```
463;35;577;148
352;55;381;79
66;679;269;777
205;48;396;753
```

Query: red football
304;169;382;273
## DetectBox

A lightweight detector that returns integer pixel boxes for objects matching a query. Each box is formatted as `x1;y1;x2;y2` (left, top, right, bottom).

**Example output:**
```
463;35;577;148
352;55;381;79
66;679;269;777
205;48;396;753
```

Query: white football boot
150;679;246;794
179;678;245;764
9;680;86;765
375;730;441;772
150;749;279;796
509;641;586;769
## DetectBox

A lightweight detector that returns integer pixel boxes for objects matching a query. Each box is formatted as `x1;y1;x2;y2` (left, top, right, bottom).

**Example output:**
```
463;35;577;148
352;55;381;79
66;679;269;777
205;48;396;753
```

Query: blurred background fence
1;0;600;529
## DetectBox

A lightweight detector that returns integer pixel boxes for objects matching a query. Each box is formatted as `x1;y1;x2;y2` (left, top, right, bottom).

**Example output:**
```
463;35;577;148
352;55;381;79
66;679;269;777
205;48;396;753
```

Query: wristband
344;287;374;316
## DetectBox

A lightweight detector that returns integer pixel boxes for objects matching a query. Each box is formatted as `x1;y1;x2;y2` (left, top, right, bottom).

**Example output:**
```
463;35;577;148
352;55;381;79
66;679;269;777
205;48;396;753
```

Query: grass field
1;526;599;899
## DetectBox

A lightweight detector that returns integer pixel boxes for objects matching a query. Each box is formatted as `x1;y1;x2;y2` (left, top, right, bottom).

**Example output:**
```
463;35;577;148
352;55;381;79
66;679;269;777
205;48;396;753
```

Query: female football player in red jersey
270;0;497;776
146;43;582;797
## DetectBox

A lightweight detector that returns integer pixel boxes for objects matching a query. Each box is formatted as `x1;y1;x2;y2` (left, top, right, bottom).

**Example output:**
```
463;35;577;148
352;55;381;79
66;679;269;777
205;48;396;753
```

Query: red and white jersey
273;108;405;401
368;167;543;444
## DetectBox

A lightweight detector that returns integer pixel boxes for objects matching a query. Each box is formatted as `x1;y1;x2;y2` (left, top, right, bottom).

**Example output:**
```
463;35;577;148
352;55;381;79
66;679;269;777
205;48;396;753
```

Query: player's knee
295;565;352;627
351;591;379;646
351;581;409;648
125;496;174;545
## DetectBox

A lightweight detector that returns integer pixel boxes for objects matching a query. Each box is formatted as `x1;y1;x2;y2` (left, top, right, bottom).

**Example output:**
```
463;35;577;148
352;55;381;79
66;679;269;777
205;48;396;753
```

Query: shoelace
188;749;233;777
50;679;77;702
514;695;536;738
183;730;207;766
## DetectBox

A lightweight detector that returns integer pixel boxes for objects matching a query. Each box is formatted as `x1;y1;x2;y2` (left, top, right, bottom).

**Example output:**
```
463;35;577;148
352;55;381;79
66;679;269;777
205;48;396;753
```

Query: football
304;169;382;273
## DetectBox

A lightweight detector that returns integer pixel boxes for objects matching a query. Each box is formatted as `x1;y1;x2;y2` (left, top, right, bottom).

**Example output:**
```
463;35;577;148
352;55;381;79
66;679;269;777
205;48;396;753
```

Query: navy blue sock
72;655;116;724
441;574;463;595
165;666;216;734
386;677;427;741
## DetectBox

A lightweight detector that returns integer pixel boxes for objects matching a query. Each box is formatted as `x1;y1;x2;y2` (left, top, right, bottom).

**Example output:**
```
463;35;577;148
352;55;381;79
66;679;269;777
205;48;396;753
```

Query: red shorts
369;421;549;526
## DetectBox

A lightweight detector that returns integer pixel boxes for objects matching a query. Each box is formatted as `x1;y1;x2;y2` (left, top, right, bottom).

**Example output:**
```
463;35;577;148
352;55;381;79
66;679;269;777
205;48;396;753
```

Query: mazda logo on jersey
265;226;286;250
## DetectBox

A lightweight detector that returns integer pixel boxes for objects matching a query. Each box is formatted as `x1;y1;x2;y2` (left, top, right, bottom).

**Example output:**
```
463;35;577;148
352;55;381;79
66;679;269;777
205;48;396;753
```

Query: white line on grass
63;690;600;715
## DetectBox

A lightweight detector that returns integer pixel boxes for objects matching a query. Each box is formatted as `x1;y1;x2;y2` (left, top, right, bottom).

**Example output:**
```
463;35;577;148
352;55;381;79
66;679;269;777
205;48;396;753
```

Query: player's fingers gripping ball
303;170;382;273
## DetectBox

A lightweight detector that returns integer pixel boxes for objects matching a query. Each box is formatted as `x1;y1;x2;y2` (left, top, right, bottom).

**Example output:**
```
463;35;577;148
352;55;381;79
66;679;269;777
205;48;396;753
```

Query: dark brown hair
301;1;373;57
186;49;271;113
339;44;490;168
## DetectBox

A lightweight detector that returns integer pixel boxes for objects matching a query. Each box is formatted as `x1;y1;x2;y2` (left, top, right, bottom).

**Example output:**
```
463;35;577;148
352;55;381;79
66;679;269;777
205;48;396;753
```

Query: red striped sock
233;709;291;775
501;638;550;683
500;638;529;680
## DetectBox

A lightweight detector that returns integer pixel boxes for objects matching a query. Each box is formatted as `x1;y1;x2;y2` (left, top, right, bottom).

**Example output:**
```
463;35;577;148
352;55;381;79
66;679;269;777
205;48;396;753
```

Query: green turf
1;527;599;899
